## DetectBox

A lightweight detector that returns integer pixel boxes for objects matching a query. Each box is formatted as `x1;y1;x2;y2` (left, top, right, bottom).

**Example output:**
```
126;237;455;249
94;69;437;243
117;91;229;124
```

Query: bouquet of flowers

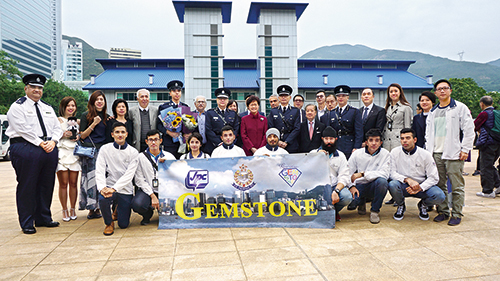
159;107;183;143
179;105;198;133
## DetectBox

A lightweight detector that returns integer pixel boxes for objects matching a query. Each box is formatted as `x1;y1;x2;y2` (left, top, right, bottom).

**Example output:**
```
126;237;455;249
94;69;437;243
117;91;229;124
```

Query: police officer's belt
10;137;51;144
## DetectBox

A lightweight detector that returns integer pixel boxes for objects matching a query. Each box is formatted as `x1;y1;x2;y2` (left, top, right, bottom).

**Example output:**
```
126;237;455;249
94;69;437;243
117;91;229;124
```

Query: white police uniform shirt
96;142;139;195
211;143;246;158
390;146;439;191
6;96;62;145
347;146;391;186
254;145;288;156
113;149;176;195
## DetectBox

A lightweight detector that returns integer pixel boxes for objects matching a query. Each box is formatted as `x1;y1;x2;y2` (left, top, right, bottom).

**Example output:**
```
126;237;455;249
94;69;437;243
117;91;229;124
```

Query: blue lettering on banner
185;170;209;191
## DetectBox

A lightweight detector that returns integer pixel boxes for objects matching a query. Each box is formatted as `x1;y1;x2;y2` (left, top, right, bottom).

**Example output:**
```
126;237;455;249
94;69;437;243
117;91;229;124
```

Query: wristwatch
334;188;340;194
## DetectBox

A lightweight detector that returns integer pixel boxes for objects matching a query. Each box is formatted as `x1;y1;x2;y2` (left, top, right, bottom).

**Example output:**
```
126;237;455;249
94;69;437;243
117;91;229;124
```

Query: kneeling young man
388;128;445;221
312;126;353;222
211;125;246;158
348;128;390;224
96;122;139;235
254;128;289;156
113;129;176;225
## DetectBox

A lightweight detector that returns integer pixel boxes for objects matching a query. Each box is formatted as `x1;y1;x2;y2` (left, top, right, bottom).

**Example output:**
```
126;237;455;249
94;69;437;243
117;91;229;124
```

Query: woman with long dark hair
383;83;413;151
79;90;110;219
180;132;210;159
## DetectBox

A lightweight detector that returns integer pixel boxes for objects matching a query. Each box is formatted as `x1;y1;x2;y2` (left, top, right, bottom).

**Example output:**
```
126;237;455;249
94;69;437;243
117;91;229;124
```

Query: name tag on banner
158;153;335;229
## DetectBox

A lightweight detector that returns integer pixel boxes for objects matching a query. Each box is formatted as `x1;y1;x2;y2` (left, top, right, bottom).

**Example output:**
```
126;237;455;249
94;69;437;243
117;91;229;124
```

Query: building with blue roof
83;1;432;113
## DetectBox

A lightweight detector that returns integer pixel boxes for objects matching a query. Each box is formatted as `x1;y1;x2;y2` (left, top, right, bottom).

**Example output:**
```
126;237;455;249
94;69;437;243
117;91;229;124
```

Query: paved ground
1;149;500;281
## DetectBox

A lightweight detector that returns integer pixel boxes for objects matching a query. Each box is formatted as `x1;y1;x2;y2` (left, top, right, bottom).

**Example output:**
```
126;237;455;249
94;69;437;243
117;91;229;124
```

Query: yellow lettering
252;202;267;217
269;201;286;217
304;199;318;216
175;193;202;220
287;200;302;216
220;203;239;218
240;202;252;218
205;203;219;218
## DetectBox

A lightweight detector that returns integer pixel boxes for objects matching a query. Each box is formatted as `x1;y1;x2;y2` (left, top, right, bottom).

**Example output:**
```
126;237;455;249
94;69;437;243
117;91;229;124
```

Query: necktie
362;107;369;121
282;107;286;115
339;108;342;116
309;121;314;140
35;102;48;139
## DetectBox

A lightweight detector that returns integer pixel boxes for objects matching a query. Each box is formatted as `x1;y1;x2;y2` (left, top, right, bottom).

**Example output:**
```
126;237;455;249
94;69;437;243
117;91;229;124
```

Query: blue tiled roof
298;69;430;89
83;69;184;90
223;69;259;89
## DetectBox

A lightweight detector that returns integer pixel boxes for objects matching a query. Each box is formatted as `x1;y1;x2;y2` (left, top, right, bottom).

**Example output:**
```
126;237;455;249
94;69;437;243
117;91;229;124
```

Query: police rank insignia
232;164;255;191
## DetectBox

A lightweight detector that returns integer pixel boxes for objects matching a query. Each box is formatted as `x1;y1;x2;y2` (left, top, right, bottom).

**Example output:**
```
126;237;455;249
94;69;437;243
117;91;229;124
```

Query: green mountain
488;58;500;68
62;35;108;80
301;44;500;92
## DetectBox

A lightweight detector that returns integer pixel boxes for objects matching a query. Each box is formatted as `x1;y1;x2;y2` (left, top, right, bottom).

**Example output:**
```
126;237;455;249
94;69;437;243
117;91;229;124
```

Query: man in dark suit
205;88;239;154
293;94;307;124
320;85;363;159
299;104;326;152
360;88;386;143
157;80;190;159
267;85;301;153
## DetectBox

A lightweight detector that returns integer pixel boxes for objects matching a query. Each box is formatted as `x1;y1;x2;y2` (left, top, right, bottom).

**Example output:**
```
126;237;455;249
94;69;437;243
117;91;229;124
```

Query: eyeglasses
436;87;451;92
316;95;325;99
147;138;160;143
294;99;304;103
196;101;206;104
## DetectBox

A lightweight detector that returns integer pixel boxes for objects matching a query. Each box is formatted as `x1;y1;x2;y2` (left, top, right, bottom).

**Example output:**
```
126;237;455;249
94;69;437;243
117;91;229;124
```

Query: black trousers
480;144;500;193
10;142;58;229
132;189;157;221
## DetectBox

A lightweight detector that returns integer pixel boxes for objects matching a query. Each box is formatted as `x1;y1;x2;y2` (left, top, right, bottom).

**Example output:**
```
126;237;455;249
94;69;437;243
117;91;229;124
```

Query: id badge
152;178;159;189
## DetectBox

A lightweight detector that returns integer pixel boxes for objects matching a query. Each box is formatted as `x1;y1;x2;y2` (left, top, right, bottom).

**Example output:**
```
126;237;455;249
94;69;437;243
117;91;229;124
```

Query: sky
62;0;500;63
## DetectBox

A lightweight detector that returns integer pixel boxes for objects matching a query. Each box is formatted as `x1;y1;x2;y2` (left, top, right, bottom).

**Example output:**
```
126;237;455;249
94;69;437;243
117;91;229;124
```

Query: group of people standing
6;73;478;235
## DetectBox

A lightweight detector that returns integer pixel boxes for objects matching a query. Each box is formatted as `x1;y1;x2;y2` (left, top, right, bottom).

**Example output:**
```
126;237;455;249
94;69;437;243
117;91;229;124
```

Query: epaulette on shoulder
40;99;51;106
15;96;27;104
207;108;215;112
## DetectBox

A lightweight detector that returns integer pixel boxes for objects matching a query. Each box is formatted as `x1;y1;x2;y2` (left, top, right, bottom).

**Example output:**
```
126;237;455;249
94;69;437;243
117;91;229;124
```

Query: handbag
74;136;96;159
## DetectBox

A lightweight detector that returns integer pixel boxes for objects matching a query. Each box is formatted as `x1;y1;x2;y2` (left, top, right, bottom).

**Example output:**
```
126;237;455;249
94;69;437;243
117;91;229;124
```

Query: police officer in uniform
320;85;363;159
157;80;190;159
205;88;239;154
267;85;301;153
6;74;63;234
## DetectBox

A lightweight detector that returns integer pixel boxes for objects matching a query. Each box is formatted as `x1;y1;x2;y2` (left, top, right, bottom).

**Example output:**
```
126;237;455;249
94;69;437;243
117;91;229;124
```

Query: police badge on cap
334;85;351;95
215;87;231;99
22;74;46;88
277;85;293;95
167;80;183;91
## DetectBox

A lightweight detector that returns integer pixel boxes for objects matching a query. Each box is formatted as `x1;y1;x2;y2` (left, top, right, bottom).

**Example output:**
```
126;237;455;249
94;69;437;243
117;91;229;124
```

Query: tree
447;77;494;118
0;51;25;114
42;80;89;117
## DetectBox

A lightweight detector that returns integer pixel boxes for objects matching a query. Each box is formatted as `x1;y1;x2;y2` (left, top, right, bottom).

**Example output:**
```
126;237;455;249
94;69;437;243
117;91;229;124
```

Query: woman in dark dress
412;91;436;148
106;99;134;145
79;90;110;219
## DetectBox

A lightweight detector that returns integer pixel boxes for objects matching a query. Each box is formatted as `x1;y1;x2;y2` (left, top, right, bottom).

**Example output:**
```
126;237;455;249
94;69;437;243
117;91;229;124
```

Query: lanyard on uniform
215;109;229;126
143;151;160;188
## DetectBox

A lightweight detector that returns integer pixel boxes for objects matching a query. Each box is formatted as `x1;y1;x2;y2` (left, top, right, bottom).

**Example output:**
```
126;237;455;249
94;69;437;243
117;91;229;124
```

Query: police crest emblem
232;164;256;191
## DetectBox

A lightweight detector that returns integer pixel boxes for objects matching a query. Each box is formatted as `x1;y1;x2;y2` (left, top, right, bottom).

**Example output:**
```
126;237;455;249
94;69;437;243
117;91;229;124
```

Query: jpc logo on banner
279;168;302;187
185;170;209;191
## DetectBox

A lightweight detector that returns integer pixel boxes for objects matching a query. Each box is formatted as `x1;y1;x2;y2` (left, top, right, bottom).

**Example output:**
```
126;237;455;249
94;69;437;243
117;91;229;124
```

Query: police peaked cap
322;126;338;138
277;85;293;95
215;87;231;98
167;80;183;90
334;85;351;95
22;74;46;87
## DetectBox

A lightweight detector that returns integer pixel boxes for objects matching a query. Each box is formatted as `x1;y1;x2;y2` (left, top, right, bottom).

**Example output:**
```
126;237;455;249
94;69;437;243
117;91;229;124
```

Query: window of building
264;25;272;46
116;92;136;101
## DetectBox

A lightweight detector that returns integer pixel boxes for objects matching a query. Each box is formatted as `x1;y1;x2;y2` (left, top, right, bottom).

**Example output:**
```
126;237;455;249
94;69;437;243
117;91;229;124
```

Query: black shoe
87;210;102;219
426;205;434;212
385;198;395;205
433;213;450;222
472;170;481;176
35;221;60;227
347;201;357;211
22;227;36;234
393;203;405;221
418;200;429;220
140;218;151;225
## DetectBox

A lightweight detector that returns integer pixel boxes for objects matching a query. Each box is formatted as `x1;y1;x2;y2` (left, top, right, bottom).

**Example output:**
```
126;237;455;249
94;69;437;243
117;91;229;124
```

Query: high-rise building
173;1;232;108
109;48;142;59
61;40;83;81
0;0;61;78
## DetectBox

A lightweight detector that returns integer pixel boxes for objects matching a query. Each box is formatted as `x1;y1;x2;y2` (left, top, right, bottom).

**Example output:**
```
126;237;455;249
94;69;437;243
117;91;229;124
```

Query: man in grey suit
129;89;159;152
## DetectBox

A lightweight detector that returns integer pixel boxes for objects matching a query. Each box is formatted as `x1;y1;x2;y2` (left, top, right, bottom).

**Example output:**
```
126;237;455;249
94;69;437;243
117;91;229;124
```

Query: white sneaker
476;191;496;198
495;188;500;195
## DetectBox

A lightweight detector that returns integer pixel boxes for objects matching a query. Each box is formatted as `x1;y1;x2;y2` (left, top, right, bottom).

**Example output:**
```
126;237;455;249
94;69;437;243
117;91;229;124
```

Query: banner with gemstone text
158;153;336;229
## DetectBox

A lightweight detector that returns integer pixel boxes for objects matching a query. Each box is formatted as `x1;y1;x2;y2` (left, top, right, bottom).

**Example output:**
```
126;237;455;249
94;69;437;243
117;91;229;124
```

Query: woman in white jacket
382;83;413;151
